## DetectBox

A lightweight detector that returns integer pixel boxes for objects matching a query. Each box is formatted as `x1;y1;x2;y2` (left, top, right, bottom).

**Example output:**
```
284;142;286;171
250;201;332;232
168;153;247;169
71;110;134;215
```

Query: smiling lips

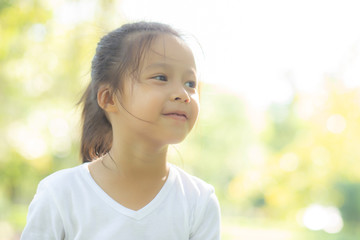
163;112;188;121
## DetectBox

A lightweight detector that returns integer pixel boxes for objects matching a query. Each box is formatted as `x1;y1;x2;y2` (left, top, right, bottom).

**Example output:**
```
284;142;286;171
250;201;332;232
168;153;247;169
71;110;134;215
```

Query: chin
163;133;189;145
167;138;186;145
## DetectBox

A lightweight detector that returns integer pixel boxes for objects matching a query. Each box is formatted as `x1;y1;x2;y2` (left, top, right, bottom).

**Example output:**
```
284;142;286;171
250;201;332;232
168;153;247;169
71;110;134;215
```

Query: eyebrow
144;62;196;75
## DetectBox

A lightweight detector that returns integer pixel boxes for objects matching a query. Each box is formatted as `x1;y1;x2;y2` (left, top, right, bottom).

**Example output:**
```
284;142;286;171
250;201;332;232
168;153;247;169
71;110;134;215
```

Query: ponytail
79;84;112;162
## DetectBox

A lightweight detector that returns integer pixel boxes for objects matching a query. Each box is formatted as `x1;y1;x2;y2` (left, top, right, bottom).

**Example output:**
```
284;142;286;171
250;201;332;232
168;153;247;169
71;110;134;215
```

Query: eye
153;75;167;81
185;81;197;88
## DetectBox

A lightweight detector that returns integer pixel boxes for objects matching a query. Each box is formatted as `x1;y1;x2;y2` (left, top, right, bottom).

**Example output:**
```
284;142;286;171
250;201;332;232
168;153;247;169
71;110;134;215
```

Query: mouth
162;112;188;120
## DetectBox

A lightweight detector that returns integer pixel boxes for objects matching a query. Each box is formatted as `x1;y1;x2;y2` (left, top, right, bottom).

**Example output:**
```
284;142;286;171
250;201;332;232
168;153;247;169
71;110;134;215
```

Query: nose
171;85;190;103
174;96;190;103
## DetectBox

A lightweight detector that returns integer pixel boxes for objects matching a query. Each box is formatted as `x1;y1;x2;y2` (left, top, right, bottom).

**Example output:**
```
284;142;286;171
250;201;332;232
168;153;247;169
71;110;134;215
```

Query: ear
97;85;118;113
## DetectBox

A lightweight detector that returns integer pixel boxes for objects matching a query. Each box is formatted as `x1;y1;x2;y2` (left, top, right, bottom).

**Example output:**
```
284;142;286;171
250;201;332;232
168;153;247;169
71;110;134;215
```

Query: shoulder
37;164;86;195
20;165;85;240
171;164;214;193
169;164;221;239
170;163;215;197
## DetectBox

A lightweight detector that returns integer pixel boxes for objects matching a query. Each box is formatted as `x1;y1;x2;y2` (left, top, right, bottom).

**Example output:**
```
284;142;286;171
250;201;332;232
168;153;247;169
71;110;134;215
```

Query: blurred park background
1;0;360;239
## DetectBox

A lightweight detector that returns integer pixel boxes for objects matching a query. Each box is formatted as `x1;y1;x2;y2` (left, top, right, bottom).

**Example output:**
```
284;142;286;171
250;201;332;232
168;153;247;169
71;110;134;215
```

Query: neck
106;137;169;178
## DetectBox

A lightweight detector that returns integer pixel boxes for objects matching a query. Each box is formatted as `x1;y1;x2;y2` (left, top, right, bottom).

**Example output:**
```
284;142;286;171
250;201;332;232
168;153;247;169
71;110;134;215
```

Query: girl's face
113;34;199;146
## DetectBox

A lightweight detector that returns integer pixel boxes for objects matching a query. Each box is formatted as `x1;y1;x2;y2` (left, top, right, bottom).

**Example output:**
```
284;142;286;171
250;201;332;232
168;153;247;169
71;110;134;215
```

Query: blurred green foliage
1;0;360;239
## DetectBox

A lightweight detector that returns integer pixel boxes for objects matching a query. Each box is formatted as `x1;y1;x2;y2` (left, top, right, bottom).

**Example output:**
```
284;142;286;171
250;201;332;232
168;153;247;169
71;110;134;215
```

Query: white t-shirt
21;163;221;240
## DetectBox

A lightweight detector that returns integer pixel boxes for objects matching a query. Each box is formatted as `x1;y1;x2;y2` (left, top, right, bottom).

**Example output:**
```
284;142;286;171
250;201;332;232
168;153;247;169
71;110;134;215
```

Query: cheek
192;94;200;112
130;92;164;119
190;97;200;123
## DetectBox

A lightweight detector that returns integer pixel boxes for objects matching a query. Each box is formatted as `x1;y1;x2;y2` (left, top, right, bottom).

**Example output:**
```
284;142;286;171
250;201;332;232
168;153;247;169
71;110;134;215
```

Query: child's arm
190;191;221;240
21;181;65;240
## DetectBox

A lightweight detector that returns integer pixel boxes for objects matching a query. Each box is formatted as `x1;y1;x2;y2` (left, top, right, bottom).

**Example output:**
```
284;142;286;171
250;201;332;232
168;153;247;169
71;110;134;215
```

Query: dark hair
78;22;181;162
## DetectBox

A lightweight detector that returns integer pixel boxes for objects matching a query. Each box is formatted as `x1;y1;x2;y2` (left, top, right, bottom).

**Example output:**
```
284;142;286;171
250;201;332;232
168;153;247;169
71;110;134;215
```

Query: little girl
21;21;220;240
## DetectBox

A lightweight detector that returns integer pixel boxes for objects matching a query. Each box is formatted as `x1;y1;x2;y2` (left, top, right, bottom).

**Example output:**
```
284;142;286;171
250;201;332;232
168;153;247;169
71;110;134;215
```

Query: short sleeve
21;180;65;240
190;191;221;240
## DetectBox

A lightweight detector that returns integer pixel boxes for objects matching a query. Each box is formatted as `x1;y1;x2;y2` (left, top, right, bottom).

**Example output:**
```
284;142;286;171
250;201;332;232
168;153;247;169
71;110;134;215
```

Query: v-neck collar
80;162;175;220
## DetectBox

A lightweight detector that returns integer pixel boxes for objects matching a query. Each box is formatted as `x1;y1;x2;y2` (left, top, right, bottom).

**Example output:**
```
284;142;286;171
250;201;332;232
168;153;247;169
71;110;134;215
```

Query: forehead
142;34;196;71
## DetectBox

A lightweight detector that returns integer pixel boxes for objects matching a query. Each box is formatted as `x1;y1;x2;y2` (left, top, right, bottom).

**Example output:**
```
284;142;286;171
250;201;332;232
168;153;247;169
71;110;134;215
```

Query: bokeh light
7;123;47;160
302;204;343;234
279;153;299;172
326;114;347;134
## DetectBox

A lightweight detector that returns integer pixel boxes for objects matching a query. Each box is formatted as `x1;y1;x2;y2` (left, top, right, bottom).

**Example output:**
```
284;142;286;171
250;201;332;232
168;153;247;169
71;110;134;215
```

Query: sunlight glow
310;146;330;166
7;123;47;160
279;153;299;172
49;118;69;138
27;23;47;42
25;74;52;96
121;0;360;108
0;221;15;240
248;145;266;166
51;137;71;158
52;0;97;26
326;114;347;134
302;204;343;234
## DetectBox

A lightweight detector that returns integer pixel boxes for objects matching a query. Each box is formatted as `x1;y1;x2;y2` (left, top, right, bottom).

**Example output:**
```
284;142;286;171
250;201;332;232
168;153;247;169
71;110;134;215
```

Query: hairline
110;31;185;96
